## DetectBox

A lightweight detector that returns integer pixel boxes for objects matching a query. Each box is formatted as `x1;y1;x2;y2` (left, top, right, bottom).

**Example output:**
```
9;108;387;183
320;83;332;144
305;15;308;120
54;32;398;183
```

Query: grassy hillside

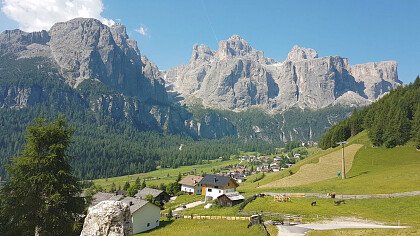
262;144;363;188
249;131;420;194
92;158;239;191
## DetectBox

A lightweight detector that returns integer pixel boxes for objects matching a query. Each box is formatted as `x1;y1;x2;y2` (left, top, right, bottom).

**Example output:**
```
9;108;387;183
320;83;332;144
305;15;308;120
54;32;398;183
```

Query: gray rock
165;36;401;111
0;29;50;55
286;45;318;62
80;200;132;236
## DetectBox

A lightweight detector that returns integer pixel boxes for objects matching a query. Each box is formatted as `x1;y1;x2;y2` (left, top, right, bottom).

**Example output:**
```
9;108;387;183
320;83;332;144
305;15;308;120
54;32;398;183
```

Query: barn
217;192;245;207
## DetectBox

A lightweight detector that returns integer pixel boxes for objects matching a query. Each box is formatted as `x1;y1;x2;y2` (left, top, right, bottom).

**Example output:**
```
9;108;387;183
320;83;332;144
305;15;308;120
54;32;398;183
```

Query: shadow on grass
348;171;369;179
141;219;174;234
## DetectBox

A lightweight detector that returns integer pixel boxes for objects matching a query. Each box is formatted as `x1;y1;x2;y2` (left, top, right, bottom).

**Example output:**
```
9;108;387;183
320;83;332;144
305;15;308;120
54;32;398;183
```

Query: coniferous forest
319;76;420;149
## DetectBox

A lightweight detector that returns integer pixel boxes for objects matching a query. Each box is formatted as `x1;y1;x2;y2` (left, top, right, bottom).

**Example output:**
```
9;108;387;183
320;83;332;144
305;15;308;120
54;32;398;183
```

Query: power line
200;0;218;44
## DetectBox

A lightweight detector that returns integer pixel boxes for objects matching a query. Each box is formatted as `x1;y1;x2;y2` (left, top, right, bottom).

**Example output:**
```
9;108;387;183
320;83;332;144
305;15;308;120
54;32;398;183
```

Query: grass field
261;144;363;188
92;158;239;191
138;219;267;236
244;196;420;227
181;203;241;216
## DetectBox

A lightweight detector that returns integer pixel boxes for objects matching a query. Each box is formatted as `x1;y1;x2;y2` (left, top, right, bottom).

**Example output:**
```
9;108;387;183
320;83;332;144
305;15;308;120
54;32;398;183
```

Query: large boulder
80;201;132;236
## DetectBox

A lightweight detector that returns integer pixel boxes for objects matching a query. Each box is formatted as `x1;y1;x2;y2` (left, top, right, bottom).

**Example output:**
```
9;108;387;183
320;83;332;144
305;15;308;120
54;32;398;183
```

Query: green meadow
137;219;269;236
92;158;239;191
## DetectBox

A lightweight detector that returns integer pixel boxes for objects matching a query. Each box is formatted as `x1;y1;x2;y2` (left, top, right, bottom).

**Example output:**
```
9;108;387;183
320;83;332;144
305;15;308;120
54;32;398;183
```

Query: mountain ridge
164;35;401;112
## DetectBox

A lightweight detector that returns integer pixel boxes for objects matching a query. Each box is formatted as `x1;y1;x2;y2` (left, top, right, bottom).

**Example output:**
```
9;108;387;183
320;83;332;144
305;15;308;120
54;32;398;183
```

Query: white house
121;197;161;234
200;175;239;202
178;175;203;195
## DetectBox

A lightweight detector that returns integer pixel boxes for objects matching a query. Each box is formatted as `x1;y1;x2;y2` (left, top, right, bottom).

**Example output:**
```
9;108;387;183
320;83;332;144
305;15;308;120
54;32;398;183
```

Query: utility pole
337;141;348;179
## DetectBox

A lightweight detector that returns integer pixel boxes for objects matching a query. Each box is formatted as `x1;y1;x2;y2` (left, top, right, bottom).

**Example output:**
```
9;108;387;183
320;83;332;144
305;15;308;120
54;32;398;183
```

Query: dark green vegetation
190;105;354;142
0;117;85;236
320;76;420;149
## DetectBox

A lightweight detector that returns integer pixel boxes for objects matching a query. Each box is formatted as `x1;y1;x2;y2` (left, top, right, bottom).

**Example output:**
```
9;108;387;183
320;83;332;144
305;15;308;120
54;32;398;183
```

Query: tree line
319;76;420;149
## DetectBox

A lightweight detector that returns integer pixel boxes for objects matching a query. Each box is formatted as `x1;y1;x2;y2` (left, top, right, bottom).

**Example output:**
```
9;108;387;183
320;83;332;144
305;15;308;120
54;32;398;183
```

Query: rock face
286;45;318;62
165;36;402;111
0;18;167;104
81;201;132;236
0;19;236;139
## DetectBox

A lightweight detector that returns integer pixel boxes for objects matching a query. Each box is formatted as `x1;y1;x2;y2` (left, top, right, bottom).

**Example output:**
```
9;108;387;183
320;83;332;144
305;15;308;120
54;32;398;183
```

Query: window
147;223;150;227
208;188;212;192
219;190;221;193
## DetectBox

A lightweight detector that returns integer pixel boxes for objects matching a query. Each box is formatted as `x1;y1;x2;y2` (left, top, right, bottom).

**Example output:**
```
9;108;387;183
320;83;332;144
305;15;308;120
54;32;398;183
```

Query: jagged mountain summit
165;35;402;111
0;18;237;139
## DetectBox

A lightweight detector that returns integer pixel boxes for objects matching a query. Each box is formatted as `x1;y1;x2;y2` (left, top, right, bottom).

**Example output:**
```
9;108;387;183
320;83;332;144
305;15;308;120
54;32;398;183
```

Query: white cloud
135;26;149;36
1;0;115;32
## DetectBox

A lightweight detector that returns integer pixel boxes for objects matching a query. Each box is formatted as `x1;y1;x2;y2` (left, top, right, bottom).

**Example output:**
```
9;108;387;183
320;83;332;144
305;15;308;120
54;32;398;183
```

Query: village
89;147;310;234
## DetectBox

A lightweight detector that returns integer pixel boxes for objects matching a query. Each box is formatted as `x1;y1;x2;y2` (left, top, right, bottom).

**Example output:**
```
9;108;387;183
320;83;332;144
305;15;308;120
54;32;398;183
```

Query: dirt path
173;200;204;214
277;218;409;236
262;144;363;188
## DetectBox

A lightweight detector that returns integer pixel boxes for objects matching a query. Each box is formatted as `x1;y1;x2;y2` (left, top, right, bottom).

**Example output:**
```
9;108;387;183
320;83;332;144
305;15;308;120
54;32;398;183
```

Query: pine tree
123;181;130;191
0;116;85;235
413;104;420;149
110;182;117;192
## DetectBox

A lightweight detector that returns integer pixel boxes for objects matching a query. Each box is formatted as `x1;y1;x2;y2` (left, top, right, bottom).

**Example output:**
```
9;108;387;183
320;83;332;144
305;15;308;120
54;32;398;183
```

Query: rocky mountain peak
215;35;251;59
0;29;50;54
214;35;271;63
190;44;214;63
286;45;318;62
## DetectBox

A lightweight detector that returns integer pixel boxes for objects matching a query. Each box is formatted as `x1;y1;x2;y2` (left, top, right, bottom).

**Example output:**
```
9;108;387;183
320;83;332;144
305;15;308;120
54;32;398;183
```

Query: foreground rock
80;200;132;236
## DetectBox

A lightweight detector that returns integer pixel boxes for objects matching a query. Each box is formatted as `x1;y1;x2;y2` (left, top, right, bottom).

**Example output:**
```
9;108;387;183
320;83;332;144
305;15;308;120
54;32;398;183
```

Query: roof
120;196;154;213
200;174;237;188
178;175;203;186
135;187;165;199
91;192;124;206
218;192;245;201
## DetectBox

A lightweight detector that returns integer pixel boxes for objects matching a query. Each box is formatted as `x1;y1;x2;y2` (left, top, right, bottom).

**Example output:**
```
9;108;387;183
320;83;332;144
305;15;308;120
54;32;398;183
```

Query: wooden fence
176;215;250;220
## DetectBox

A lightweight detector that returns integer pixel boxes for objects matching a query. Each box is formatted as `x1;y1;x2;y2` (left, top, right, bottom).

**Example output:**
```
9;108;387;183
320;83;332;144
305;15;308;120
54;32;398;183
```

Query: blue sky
1;0;419;83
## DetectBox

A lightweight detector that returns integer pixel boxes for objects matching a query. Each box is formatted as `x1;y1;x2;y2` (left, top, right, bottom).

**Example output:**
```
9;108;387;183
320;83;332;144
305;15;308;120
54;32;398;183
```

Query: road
173;200;204;214
277;218;409;236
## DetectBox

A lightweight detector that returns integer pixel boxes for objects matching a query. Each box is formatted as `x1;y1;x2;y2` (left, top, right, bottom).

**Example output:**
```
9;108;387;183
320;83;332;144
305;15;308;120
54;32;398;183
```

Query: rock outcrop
286;45;318;62
81;201;132;236
165;36;401;111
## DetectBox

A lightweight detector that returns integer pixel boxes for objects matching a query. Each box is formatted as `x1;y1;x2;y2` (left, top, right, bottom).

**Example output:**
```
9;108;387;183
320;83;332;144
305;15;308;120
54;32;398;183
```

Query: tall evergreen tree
413;104;420;149
0;117;85;235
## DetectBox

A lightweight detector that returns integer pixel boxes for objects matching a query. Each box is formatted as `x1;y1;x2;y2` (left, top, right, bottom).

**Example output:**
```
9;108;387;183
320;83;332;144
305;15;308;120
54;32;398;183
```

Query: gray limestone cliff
165;36;401;111
0;19;236;139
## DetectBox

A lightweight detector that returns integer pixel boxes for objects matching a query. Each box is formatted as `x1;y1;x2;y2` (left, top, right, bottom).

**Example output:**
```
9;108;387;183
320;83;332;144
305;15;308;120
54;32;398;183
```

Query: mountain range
0;18;403;178
165;35;401;111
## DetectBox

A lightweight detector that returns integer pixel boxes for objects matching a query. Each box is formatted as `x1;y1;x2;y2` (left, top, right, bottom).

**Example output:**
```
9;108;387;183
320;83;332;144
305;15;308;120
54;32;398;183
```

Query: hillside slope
251;132;420;194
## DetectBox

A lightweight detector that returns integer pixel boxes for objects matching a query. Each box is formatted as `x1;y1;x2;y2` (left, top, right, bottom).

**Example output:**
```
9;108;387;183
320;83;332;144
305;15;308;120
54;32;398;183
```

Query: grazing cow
311;201;317;206
334;200;346;206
